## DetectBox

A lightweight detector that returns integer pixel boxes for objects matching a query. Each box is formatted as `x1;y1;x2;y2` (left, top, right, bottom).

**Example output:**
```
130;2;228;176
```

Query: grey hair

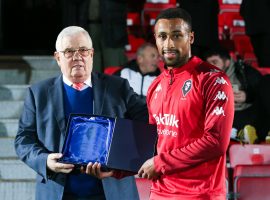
136;43;157;57
55;26;92;51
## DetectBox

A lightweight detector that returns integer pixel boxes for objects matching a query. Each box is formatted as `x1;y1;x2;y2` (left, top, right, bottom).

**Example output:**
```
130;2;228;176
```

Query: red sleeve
154;72;234;174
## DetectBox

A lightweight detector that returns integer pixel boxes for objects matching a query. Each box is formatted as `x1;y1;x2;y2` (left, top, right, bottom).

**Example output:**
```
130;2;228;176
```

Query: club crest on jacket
182;79;192;97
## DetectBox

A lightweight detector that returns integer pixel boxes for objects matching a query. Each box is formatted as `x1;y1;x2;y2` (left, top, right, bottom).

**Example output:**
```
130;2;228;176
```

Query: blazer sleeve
14;87;50;181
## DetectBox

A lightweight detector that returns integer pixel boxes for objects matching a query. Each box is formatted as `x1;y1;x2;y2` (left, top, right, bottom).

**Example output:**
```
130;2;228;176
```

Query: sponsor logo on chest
153;114;179;128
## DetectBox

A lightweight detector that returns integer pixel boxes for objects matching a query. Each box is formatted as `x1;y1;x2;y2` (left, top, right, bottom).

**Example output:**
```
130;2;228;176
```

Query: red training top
147;56;234;200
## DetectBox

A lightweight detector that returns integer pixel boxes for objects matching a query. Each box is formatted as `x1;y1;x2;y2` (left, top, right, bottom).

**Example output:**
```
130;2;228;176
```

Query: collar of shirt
62;75;92;88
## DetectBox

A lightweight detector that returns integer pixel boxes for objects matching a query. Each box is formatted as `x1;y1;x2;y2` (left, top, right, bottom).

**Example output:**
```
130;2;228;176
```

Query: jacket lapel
48;76;66;136
92;72;107;115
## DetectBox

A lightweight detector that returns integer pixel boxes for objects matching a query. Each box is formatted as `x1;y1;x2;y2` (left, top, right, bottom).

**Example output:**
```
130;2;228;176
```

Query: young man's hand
138;157;160;180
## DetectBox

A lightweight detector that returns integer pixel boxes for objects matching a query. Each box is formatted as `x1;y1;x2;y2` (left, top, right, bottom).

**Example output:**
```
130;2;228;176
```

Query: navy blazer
14;72;148;200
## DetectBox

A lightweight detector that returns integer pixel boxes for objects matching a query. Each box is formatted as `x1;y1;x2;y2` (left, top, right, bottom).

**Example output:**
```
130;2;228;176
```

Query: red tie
72;82;85;91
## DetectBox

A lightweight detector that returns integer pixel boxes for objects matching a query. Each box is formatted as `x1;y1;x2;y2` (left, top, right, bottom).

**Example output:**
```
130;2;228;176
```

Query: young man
138;8;234;199
14;26;147;200
87;8;234;200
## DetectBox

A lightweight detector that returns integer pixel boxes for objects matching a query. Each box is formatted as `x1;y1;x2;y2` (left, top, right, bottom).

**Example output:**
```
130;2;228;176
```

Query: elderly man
15;26;148;200
115;43;160;99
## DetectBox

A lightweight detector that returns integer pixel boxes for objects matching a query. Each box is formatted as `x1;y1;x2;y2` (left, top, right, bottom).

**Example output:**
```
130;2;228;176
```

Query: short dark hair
154;8;192;32
203;48;231;60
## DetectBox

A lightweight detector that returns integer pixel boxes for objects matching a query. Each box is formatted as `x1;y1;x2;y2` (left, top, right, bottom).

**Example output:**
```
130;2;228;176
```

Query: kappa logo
155;84;162;92
214;91;228;101
214;77;228;86
154;84;162;99
182;79;192;97
212;106;225;116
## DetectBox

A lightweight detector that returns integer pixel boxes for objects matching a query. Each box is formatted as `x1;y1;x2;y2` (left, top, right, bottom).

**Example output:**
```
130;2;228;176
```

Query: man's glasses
59;48;93;58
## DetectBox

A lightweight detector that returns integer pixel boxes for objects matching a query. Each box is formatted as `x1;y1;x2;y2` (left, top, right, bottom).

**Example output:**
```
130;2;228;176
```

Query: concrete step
0;55;58;70
0;68;60;84
22;55;58;70
0;56;31;84
0;85;29;101
0;69;29;84
0;119;19;137
0;159;36;180
0;138;17;158
30;69;60;84
0;56;60;84
0;101;23;119
0;181;35;200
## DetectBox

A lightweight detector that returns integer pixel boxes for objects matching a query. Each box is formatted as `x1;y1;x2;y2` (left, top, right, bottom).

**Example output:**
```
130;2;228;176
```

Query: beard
162;50;183;68
162;57;180;67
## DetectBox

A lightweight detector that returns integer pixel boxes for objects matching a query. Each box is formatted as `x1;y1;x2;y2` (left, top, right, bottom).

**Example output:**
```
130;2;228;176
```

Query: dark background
0;0;145;55
0;0;62;55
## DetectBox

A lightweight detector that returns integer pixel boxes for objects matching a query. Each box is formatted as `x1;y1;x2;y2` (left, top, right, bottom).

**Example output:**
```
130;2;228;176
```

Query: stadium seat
218;12;245;40
234;164;270;178
125;35;146;53
218;12;244;28
234;176;270;200
229;149;270;199
230;26;246;39
234;165;270;200
255;67;270;75
229;144;270;168
243;52;258;67
135;178;152;200
146;0;176;4
103;66;122;75
218;0;241;14
127;12;141;26
125;52;137;61
233;35;253;58
142;3;176;26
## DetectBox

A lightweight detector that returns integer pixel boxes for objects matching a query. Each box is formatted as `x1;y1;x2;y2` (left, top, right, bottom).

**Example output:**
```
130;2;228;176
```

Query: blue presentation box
60;114;157;172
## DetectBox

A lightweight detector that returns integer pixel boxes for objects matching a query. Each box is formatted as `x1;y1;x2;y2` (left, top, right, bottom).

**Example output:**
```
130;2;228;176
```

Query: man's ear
89;48;94;58
54;52;61;67
189;31;194;44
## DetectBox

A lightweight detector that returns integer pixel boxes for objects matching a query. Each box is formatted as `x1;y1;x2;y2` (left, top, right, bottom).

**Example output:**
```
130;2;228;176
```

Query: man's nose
73;50;82;60
164;37;174;48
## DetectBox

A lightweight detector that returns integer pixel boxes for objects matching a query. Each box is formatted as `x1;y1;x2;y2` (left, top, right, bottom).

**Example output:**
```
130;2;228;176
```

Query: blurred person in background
115;43;161;99
204;48;262;141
